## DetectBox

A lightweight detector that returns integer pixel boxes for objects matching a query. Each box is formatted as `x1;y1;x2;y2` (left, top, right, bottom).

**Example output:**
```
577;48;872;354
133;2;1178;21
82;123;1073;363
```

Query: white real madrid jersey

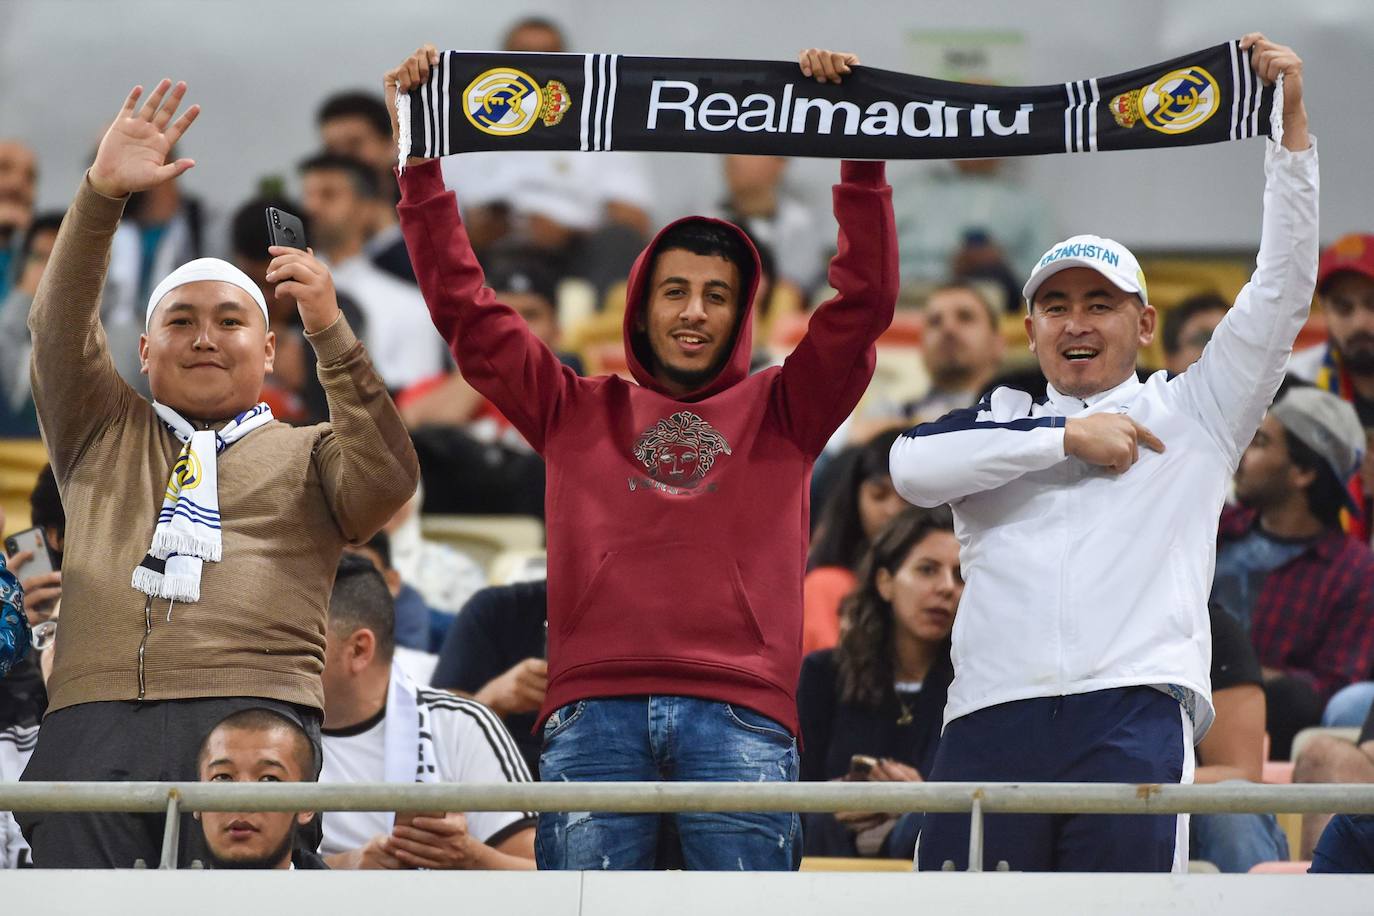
890;140;1318;738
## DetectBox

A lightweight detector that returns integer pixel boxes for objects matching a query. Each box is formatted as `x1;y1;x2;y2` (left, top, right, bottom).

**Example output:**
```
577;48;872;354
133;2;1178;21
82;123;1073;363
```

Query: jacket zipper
137;595;153;700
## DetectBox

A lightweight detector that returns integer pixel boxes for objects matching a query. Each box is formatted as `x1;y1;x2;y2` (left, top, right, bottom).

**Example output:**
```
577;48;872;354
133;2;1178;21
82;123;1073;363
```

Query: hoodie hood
622;216;761;401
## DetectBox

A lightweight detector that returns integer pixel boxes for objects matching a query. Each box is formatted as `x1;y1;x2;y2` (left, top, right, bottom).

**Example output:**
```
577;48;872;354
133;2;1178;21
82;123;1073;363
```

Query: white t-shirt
1;724;37;868
319;686;533;857
441;151;653;232
330;255;448;390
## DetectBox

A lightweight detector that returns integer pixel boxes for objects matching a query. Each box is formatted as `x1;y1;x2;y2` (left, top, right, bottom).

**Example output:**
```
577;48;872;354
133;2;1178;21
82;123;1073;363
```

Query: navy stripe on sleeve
905;401;1065;438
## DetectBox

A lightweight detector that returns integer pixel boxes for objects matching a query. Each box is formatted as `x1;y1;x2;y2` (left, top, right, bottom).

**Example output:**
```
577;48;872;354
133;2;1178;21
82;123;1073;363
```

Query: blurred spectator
1189;605;1289;872
909;283;1005;419
0;464;64;729
300;152;446;389
891;159;1055;310
0;212;63;436
316;91;414;280
1213;386;1374;758
431;579;549;776
381;485;486;626
399;252;583;436
227;193;367;424
441;17;652;294
847;283;1004;445
710;156;828;293
105;146;213;394
804;429;906;654
0;140;37;302
797;507;959;859
1289;234;1374;535
197;708;326;869
1290;234;1374;422
17;464;63;621
0;600;54;869
1294;702;1374;860
344;529;441;674
319;555;535;870
1163;292;1229;376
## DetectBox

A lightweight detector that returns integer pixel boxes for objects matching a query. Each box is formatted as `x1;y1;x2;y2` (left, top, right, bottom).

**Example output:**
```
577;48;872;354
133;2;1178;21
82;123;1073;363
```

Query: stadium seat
420;515;545;573
1263;762;1295;784
1249;860;1311;874
488;549;548;586
0;438;47;532
799;857;913;872
1292;727;1362;762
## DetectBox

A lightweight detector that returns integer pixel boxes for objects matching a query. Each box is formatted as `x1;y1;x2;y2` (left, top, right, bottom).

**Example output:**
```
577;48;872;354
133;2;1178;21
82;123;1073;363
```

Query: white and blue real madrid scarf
132;401;274;604
399;39;1276;165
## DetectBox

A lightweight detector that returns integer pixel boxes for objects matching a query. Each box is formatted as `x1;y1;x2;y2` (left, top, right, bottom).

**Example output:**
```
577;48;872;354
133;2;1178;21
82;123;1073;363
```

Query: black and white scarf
399;39;1277;165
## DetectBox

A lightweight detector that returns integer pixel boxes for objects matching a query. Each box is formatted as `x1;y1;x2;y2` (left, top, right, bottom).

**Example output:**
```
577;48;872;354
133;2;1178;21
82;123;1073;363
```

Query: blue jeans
536;695;799;871
1322;682;1374;728
1190;810;1289;873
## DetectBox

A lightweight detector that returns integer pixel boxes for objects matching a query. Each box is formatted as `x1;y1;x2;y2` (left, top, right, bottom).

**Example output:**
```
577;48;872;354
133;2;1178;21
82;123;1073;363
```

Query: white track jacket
890;140;1318;738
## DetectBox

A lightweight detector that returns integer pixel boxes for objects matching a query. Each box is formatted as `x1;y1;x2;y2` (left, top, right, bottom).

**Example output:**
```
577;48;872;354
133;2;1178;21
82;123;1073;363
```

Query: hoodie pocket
560;543;766;665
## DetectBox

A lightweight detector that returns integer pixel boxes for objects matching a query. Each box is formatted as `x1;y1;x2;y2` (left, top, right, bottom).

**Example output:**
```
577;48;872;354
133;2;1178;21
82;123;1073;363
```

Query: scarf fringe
151;530;222;563
157;573;201;604
131;566;164;596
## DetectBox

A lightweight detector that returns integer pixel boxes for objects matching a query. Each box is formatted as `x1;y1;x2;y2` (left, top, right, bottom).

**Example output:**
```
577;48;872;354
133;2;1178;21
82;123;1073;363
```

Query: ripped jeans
536;695;800;870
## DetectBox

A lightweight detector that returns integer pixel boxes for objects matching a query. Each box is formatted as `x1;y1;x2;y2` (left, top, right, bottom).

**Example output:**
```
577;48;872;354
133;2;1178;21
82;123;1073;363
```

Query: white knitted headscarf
145;258;269;330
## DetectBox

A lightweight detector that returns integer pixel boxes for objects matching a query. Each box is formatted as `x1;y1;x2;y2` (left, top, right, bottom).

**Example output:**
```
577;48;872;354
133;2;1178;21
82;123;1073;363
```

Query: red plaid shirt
1218;507;1374;699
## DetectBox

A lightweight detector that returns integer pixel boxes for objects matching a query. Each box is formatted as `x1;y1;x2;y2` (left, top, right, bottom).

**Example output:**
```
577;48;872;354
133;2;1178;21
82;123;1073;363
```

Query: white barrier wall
6;871;1374;916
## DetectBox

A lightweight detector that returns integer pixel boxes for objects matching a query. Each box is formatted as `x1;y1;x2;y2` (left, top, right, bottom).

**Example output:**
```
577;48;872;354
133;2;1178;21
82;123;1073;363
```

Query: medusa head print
633;411;732;487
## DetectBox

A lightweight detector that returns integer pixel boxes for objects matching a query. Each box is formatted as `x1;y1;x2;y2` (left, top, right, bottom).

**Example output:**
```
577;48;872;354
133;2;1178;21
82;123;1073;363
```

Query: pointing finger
1134;421;1165;453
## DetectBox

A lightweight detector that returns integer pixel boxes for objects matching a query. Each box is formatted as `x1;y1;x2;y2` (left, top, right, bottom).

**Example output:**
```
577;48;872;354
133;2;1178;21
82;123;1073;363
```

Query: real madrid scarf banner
399;39;1275;163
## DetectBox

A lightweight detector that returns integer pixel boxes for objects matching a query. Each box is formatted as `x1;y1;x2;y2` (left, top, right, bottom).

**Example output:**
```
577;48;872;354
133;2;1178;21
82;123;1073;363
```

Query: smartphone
265;207;307;251
848;754;878;781
4;527;54;579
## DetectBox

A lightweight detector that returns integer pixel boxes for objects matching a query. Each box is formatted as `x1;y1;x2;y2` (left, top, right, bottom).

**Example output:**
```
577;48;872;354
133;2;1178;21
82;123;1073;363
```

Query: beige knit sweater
29;175;420;714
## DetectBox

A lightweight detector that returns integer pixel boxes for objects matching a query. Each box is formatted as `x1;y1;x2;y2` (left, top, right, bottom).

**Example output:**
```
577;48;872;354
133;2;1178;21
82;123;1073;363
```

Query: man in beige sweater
16;80;419;867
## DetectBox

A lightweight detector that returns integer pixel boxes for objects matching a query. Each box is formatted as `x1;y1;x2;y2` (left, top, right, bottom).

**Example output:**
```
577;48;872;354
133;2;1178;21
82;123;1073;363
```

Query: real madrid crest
1110;66;1220;135
463;67;572;137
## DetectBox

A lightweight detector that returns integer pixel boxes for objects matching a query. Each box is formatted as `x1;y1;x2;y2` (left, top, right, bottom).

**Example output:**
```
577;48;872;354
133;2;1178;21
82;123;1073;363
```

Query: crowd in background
1;17;1374;875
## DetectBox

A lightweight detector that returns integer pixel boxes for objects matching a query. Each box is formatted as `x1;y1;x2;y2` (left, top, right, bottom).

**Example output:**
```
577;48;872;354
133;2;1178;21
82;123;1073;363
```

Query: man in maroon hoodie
386;45;897;870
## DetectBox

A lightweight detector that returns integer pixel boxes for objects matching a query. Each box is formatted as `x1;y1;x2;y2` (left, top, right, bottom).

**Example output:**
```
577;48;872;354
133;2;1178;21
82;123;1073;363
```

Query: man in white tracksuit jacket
890;34;1316;872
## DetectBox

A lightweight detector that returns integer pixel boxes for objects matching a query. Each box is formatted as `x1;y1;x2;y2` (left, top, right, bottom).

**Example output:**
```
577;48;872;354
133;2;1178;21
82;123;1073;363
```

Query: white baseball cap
1022;234;1148;309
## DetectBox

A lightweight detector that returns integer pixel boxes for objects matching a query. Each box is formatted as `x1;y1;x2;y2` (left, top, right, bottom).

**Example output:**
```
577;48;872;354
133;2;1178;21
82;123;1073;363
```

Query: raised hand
265;245;341;334
1239;33;1308;151
383;44;440;157
798;49;860;84
89;80;199;198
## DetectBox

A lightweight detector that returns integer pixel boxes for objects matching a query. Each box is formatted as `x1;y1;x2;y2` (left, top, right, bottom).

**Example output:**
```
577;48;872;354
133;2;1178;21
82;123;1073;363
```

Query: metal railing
5;781;1370;871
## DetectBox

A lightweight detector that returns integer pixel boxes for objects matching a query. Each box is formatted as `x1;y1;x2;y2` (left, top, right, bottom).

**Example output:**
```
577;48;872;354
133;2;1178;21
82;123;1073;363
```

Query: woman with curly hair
797;505;960;859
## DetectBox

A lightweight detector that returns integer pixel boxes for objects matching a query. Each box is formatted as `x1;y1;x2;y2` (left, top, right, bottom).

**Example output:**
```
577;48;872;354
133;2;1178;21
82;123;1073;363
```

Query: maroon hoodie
397;159;896;735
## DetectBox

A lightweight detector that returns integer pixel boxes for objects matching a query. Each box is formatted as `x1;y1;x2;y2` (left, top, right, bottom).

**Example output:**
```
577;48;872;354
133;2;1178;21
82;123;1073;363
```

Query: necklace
896;695;914;726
